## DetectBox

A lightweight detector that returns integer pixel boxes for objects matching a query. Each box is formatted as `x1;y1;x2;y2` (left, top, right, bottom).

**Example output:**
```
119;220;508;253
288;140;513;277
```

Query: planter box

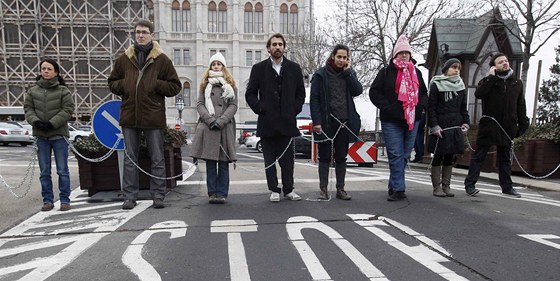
78;146;182;196
514;139;560;178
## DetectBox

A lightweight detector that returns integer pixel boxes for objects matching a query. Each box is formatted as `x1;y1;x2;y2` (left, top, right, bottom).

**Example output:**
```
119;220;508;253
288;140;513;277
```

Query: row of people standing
24;24;528;210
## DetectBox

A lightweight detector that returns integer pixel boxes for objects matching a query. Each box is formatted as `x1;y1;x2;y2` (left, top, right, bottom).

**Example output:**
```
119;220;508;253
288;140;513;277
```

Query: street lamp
175;94;185;128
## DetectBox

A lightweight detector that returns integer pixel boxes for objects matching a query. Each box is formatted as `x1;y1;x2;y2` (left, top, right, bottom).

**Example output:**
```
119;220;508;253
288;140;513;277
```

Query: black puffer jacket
369;60;428;129
474;74;529;146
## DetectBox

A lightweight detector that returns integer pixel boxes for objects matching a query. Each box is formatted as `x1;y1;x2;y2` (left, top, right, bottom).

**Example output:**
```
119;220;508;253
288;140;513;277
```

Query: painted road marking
518;234;560;250
211;220;258;281
123;220;188;281
287;216;388;281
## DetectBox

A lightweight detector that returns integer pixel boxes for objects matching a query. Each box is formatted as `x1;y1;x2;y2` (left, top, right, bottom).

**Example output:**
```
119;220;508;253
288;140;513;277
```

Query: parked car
244;135;262;152
68;124;91;142
0;122;34;146
238;120;257;144
244;131;312;157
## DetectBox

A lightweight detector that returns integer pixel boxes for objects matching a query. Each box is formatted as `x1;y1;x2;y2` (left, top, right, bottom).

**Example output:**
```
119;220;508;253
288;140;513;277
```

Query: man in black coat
464;53;529;197
245;33;306;202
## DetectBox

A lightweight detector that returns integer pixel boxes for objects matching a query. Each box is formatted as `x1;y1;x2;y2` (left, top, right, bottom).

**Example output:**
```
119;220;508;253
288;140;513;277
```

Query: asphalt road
0;145;559;281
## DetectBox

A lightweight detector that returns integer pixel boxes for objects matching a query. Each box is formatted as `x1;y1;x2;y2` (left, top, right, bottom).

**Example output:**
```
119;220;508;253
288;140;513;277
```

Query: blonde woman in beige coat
191;53;238;204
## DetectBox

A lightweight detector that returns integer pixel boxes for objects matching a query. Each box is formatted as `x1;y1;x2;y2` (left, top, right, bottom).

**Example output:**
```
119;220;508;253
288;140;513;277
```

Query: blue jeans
36;137;71;204
382;120;419;192
206;160;230;197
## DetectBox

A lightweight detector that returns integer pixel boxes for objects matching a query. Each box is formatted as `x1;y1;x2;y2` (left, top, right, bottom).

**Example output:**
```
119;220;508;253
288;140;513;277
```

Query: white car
68;124;90;142
244;135;262;152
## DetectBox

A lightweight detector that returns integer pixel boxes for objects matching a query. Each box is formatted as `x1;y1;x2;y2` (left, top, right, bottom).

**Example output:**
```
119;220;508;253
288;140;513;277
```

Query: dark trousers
260;136;294;194
432;153;454;166
318;123;349;163
464;145;513;191
412;113;426;160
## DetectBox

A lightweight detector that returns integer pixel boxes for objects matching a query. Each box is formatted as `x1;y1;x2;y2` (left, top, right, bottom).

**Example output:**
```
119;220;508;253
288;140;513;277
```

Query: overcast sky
313;0;560;122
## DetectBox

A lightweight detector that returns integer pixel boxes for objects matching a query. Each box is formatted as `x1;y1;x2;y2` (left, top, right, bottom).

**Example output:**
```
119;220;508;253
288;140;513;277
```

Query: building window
210;49;227;60
173;49;181;65
289;4;298;34
172;0;191;32
183;82;191;107
280;4;289;34
208;1;217;32
218;1;227;33
183;49;191;65
183;1;192;32
172;1;181;31
245;50;262;66
173;48;191;65
244;3;253;33
255;3;263;33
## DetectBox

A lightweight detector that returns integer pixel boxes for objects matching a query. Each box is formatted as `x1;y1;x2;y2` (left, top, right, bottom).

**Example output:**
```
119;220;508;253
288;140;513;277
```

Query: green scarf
429;74;465;92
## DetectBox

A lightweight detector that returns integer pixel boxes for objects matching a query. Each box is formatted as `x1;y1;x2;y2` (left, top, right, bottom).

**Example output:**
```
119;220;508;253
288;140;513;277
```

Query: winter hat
392;35;412;58
441;58;461;74
209;52;227;67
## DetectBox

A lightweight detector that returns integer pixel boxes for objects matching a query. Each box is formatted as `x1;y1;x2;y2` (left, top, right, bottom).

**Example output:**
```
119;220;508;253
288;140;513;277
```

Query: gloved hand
461;123;470;133
430;125;443;138
43;122;54;131
209;121;221;130
33;120;44;130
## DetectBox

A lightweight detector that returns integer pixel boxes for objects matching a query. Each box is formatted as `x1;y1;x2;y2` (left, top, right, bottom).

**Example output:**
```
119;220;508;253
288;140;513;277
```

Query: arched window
279;4;289;34
218;1;227;33
172;0;181;32
255;3;263;33
183;81;191;107
182;1;191;32
208;1;217;32
244;2;253;33
289;4;298;34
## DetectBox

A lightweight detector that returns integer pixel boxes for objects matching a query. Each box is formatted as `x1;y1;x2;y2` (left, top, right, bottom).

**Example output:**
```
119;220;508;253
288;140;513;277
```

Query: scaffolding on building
0;0;153;122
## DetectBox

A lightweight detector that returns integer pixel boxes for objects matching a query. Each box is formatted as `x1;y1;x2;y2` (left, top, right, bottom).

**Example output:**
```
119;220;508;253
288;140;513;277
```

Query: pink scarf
393;59;419;131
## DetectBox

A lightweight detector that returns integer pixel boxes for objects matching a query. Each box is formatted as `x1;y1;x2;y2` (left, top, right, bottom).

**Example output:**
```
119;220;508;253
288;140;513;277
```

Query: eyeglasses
135;30;151;35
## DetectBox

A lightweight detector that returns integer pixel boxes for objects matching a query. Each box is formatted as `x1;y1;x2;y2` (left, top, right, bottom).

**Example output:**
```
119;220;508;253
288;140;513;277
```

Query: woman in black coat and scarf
427;58;470;197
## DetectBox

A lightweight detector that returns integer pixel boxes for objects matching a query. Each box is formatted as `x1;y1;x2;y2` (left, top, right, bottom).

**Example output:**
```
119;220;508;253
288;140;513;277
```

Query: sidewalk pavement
375;155;560;192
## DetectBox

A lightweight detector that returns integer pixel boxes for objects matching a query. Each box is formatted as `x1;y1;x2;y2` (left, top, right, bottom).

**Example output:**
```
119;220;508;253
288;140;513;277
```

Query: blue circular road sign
92;100;124;150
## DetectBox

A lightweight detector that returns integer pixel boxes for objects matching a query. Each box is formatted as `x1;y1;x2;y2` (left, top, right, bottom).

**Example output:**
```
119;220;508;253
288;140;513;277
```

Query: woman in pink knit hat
369;35;429;201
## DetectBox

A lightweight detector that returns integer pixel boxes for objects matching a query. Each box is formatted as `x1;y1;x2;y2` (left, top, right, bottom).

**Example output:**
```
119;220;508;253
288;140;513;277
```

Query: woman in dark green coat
24;58;75;212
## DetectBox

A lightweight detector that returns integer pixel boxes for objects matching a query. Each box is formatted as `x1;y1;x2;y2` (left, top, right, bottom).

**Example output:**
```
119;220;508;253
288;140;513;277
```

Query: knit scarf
134;41;153;69
204;70;235;116
429;74;465;92
496;69;514;80
393;59;419;131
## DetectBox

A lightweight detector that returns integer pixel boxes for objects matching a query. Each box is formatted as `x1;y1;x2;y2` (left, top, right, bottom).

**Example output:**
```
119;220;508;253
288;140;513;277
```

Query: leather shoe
502;188;521;198
153;198;165;208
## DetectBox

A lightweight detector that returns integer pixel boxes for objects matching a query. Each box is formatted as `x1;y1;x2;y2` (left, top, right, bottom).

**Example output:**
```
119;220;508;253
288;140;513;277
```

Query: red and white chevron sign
347;141;377;163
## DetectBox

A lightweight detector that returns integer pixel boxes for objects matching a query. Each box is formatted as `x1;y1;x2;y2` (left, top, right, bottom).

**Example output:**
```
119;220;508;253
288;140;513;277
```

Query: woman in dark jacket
24;58;75;212
427;58;470;197
369;35;428;201
310;44;363;200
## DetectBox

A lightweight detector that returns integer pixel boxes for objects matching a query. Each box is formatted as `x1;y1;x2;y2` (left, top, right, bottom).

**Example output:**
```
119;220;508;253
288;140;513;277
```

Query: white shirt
270;57;283;75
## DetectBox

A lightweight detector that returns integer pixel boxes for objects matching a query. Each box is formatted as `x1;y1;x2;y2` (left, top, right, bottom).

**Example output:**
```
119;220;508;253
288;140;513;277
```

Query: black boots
318;161;351;200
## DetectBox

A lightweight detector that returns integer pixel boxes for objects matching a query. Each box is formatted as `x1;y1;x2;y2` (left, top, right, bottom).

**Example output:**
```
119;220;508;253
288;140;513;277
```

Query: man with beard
245;33;306;202
464;53;529;197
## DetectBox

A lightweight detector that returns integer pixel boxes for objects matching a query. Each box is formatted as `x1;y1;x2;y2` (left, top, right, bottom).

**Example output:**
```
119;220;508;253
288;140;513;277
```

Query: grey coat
190;84;238;162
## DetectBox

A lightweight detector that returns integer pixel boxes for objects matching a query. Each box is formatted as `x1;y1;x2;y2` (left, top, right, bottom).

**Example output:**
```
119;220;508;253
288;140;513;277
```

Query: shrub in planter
74;128;188;196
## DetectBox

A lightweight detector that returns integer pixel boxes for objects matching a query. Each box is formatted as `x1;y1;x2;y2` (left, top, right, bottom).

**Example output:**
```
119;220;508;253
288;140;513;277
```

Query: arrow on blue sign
92;100;125;150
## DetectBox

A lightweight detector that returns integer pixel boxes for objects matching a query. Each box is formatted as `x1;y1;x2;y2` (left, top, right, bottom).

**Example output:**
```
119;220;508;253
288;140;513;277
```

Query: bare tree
330;0;477;85
288;21;333;84
486;0;560;93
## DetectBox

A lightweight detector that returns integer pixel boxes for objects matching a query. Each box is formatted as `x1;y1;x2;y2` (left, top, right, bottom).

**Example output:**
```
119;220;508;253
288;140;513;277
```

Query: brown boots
441;165;455;197
431;166;446;197
431;165;455;197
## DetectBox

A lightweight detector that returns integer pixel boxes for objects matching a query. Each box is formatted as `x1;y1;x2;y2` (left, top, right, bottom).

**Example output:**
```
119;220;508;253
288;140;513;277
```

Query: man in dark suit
245;33;306;202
